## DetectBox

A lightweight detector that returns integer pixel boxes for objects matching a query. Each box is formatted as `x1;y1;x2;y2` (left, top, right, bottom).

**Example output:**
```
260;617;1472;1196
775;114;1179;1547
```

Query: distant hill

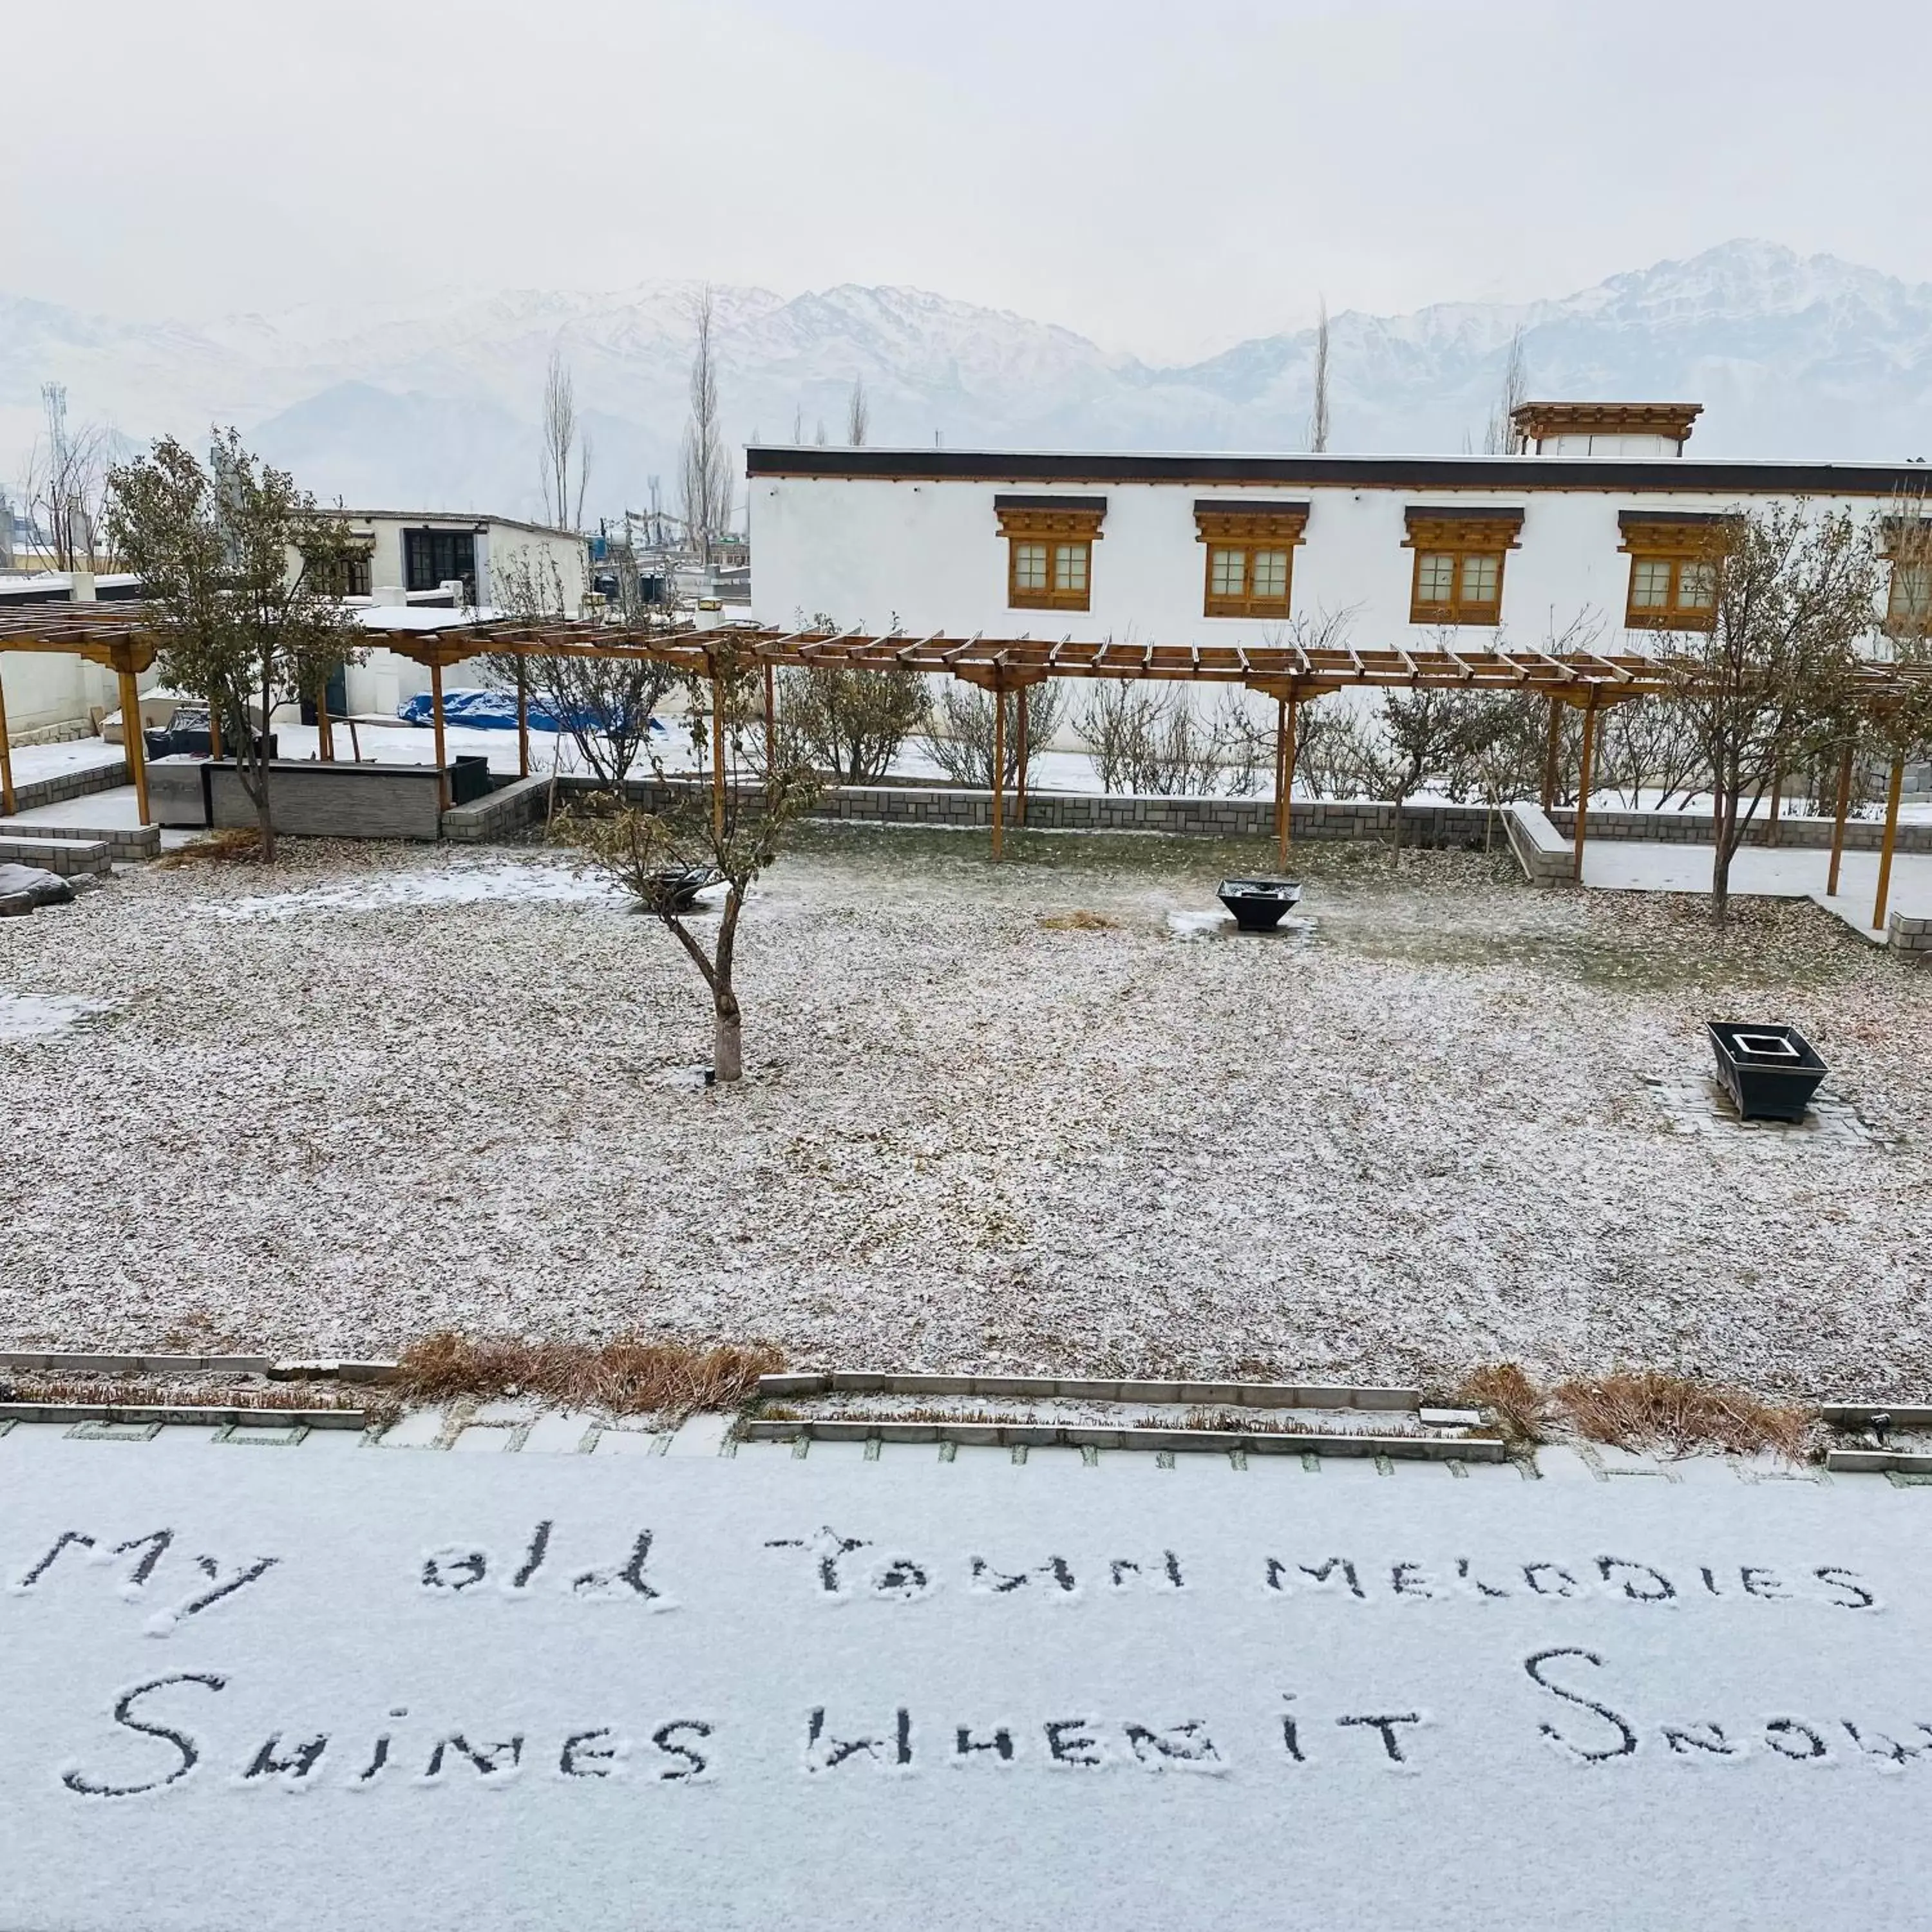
6;241;1931;524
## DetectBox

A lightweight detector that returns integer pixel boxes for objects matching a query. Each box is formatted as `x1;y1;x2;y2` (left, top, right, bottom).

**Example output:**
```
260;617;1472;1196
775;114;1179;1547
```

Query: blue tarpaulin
396;688;665;735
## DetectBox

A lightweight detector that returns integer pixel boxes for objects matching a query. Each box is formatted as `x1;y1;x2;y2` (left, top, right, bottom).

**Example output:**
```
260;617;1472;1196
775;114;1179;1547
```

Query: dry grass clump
155;826;265;868
1551;1369;1815;1461
1454;1363;1548;1445
1038;909;1121;931
393;1331;783;1417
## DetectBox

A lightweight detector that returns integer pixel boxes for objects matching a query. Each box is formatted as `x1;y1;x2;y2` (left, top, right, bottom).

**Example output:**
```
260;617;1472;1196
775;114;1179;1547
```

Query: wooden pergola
381;617;1676;869
0;608;1921;926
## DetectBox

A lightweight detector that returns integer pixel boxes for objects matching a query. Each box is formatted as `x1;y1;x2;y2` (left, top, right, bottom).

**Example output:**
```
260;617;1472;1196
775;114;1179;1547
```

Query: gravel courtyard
4;824;1927;1398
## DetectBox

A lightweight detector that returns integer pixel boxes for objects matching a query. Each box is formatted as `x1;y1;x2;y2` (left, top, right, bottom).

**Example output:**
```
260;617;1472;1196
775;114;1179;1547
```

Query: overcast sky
6;0;1929;360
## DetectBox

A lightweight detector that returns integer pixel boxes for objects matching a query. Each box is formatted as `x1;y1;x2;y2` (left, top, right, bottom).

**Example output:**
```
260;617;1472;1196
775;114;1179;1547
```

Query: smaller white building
307;510;587;717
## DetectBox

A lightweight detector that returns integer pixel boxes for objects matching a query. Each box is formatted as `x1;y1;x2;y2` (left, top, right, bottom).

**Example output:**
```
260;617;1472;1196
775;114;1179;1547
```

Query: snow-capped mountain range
5;240;1930;526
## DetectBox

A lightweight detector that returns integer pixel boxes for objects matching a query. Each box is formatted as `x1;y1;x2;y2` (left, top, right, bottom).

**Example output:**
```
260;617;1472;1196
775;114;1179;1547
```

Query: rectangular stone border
1;1401;368;1429
0;1352;399;1382
739;1417;1499;1460
1822;1401;1932;1428
757;1370;1423;1410
1824;1448;1932;1475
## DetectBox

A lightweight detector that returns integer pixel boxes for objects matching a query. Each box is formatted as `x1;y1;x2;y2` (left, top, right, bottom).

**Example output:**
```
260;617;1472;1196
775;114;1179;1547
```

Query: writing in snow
53;1653;1932;1799
2;1518;1886;1631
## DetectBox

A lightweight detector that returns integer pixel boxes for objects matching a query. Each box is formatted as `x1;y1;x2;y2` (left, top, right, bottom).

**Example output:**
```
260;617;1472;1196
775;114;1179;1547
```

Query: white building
308;509;587;717
0;511;587;740
746;403;1932;653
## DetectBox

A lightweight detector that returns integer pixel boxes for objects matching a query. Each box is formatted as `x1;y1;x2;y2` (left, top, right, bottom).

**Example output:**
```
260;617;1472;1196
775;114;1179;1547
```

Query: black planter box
643;866;722;914
448;755;493;806
1706;1021;1828;1122
1217;877;1303;932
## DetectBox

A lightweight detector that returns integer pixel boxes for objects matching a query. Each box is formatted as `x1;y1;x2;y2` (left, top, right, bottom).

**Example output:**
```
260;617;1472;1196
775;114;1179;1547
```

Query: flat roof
325;510;583;540
746;446;1932;497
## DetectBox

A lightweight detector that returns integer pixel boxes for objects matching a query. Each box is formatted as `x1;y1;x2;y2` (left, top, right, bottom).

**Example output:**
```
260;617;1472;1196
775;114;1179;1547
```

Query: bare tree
923;681;1065;788
782;664;924;781
1666;506;1878;923
1071;683;1226;795
106;430;363;862
484;548;676;786
1307;297;1331;454
678;287;730;565
24;383;117;570
540;348;590;529
1595;698;1709;810
563;630;820;1083
1442;691;1546;846
1379;681;1484;846
846;376;869;447
1296;710;1401;802
1483;327;1528;455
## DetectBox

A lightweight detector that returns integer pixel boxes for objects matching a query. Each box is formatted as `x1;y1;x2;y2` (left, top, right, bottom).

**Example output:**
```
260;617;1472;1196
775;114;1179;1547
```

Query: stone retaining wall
1548;805;1932;854
580;775;1502;849
208;761;444;840
442;773;552;843
6;756;128;815
0;834;112;877
1893;912;1932;962
1502;803;1575;887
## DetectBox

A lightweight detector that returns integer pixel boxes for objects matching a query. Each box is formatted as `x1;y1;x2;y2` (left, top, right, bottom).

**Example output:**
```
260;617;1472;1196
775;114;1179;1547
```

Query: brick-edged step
0;835;112;878
0;1401;368;1428
0;820;158;861
737;1417;1502;1461
757;1371;1423;1410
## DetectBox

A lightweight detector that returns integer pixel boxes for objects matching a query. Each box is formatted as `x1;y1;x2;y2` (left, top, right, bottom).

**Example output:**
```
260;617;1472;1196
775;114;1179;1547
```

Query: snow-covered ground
2;828;1926;1396
1;1421;1929;1931
4;736;127;786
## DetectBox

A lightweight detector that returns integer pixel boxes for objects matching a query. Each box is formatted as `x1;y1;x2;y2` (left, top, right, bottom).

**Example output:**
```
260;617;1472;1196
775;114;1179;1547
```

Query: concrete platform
0;1417;1926;1930
1581;838;1932;943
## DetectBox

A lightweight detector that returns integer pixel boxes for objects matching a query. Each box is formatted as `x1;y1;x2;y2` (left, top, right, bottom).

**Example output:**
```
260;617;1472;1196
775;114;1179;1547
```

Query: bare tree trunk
713;986;743;1083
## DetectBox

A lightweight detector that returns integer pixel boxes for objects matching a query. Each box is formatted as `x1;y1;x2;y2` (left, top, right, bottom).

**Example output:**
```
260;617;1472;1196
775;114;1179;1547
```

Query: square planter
1706;1021;1827;1122
1216;877;1302;932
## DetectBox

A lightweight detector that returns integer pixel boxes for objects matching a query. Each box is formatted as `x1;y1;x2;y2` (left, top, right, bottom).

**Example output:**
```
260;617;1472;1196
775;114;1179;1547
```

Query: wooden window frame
303;543;374;599
1194;502;1308;618
1616;515;1728;632
1401;509;1522;627
996;497;1105;613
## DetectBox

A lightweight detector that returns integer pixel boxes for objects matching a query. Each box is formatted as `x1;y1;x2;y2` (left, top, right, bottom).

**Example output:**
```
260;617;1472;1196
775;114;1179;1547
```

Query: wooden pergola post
1571;692;1598;883
429;659;450;810
1873;753;1906;933
710;668;726;838
1015;685;1030;833
0;661;14;817
516;674;529;780
1540;694;1563;813
1273;695;1288;864
117;661;151;828
315;682;336;762
1280;695;1301;869
762;659;776;762
1826;741;1854;898
990;680;1007;862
